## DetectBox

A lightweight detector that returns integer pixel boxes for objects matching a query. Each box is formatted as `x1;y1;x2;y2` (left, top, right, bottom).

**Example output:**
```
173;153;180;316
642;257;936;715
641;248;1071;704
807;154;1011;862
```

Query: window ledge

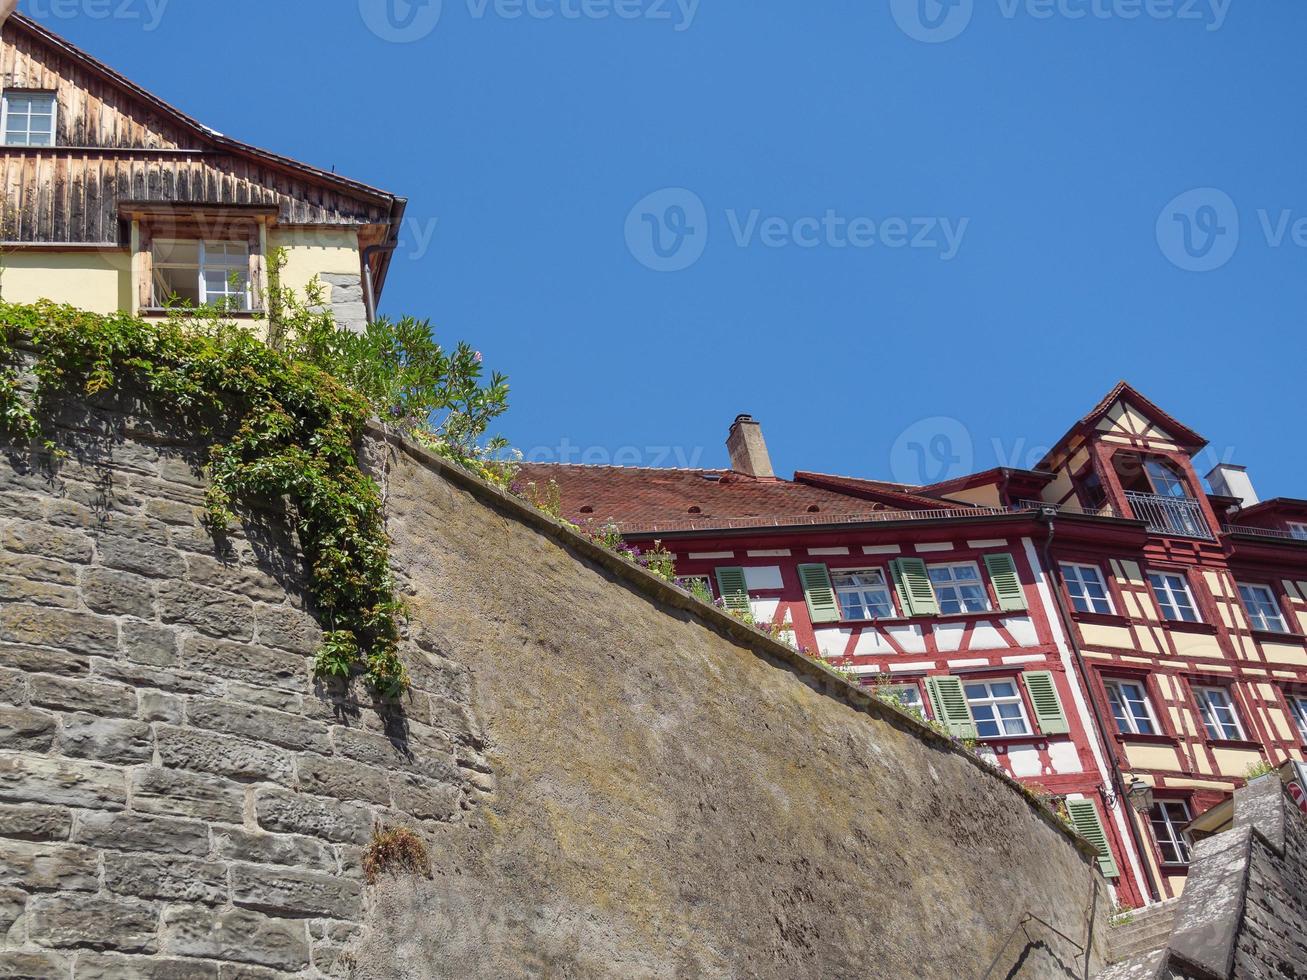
1162;620;1218;635
1116;732;1179;746
139;307;266;319
1250;629;1304;643
1205;738;1261;751
976;735;1045;749
1072;611;1130;627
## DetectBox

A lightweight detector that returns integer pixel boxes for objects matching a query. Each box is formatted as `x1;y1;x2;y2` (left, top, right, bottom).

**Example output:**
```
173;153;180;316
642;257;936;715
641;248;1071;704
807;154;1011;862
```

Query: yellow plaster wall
1080;624;1136;650
0;249;131;312
1123;743;1182;772
1212;747;1265;777
269;228;364;299
1261;642;1307;667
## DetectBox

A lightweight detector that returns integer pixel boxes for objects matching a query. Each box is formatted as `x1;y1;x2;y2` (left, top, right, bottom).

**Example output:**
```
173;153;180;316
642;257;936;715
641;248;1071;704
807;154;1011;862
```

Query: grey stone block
161;906;311;971
213;826;337;872
0;665;26;703
75;811;211;856
0;951;70;979
0;551;80;585
145;496;202;525
0;605;118;657
0;754;127;810
0;885;26;933
59;712;154;764
155;455;206;488
0;641;91;677
390;772;460;822
185;553;290;602
137;690;185;724
255;788;373;845
296;753;390;805
0;840;99;891
156;725;295;785
30;673;136;717
331;725;413;770
0;491;44;521
231;863;363;919
181;636;306;691
92;657;224;697
82;566;157;619
121;616;181;674
1;521;93;563
73;953;222;979
98;534;186;579
0;802;72;841
227;681;303;713
130;767;245;823
254;604;322;655
104;851;229;904
0;704;57;751
0;573;79;607
158;581;255;641
188;698;330;754
26;892;160;951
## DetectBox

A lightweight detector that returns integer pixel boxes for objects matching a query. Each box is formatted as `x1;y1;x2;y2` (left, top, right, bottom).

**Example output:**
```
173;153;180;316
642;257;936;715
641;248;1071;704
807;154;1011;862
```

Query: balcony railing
1222;524;1307;542
1125;491;1213;540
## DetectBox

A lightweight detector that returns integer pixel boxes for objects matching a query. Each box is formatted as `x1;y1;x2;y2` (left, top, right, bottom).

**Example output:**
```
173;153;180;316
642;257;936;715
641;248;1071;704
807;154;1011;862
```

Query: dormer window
2;91;57;147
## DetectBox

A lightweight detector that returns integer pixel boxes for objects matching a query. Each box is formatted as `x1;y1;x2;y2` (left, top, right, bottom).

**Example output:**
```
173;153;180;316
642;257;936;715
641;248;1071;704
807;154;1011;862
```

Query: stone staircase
1097;898;1181;978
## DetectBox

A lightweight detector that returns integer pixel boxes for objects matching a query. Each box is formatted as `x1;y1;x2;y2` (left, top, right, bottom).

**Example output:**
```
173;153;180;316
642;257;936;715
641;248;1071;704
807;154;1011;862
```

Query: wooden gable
0;15;403;248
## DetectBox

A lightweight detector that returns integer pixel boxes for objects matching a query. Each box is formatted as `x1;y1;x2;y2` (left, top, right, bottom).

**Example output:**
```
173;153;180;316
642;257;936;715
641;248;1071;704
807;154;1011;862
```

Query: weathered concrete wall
0;398;481;978
0;396;1112;978
352;434;1112;979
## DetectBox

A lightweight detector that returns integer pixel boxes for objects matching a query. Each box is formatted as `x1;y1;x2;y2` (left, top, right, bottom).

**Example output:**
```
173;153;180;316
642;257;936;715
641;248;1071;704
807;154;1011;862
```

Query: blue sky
30;0;1307;497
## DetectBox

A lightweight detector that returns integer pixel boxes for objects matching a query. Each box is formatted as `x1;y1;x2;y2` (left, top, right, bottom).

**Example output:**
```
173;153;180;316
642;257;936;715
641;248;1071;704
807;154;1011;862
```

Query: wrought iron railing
1222;524;1307;542
1125;491;1213;540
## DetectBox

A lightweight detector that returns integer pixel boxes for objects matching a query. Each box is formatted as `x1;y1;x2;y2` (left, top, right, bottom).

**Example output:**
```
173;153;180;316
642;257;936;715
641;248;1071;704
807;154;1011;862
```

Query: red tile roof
793;472;969;510
514;464;913;532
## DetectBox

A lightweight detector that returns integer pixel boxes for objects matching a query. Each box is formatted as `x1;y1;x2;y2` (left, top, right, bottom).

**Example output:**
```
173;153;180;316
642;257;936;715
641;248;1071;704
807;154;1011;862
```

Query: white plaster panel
1003;615;1039;648
1048;741;1083;775
967;539;1009;548
934;621;966;653
854;631;895;655
689;551;733;560
1006;745;1043;778
808;547;850;556
749;599;780;623
1001;654;1045;665
884;624;927;654
969;622;1007;650
889;661;935;673
914;542;955;553
747;549;791;558
814;627;852;658
862;545;902;555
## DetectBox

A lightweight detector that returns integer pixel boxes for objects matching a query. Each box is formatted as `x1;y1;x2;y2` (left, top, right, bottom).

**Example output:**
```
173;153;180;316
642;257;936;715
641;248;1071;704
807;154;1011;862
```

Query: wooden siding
0;19;395;244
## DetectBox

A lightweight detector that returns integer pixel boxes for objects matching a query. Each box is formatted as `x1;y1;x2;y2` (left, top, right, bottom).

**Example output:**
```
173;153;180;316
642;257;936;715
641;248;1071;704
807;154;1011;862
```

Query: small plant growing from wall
362;825;433;884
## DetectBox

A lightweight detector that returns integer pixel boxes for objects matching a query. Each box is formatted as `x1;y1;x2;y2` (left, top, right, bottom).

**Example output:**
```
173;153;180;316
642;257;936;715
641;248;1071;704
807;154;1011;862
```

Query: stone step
1096;949;1165;980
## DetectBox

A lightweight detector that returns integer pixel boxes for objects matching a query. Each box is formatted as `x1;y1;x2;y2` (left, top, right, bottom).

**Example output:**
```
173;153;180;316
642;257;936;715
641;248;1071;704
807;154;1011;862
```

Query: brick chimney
727;414;774;479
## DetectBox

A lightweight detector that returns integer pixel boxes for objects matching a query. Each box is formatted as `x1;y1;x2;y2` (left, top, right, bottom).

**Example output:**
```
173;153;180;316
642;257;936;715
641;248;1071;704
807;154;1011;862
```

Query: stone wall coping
365;422;1103;868
1161;775;1300;980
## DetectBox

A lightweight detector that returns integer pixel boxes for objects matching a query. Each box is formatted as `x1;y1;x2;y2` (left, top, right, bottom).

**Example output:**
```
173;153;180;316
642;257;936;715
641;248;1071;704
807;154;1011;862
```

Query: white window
1149;800;1193;865
1194;686;1245;741
876;683;927;721
1288;523;1307;541
1062;563;1114;615
963;679;1032;738
1104;678;1157;736
1148;571;1201;623
1238;583;1288;633
2;91;56;147
928;562;991;615
1289;694;1307;744
152;239;252;310
832;568;896;620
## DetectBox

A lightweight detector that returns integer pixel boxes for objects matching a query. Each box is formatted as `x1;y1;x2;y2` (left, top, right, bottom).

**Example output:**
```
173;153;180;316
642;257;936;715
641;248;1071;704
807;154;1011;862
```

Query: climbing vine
0;299;507;697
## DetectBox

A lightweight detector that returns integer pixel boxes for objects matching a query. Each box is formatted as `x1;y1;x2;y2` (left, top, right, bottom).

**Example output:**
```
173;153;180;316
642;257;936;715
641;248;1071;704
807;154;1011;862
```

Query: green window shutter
714;567;750;615
797;563;841;624
1066;799;1119;878
890;558;939;617
925;676;977;739
983;553;1028;612
1022;670;1070;735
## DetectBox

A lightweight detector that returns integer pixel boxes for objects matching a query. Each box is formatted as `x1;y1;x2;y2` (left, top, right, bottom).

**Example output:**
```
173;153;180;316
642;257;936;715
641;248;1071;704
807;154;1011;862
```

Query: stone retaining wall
0;397;484;978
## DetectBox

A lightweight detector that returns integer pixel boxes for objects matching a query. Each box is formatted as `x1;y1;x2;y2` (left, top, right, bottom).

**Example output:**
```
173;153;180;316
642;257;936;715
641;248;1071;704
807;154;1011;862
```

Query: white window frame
928;561;991;615
1238;583;1289;634
1103;678;1158;736
151;239;252;311
832;567;896;621
1288;694;1307;744
963;678;1032;739
1149;799;1193;866
1062;563;1114;615
1;90;57;147
1148;570;1201;623
1194;685;1246;741
1287;522;1307;541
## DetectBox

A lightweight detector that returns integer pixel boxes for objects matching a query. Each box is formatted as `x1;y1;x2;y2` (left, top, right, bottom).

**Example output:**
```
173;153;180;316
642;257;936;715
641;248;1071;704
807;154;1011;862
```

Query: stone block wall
0;401;484;978
1232;779;1307;977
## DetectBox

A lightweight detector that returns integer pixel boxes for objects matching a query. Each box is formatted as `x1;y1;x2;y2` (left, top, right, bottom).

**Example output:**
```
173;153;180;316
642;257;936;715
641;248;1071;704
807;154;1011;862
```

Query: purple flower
474;351;483;363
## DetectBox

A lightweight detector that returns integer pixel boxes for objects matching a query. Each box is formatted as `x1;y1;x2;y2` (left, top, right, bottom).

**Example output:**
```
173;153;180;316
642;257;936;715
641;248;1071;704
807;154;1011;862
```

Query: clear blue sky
33;0;1307;497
